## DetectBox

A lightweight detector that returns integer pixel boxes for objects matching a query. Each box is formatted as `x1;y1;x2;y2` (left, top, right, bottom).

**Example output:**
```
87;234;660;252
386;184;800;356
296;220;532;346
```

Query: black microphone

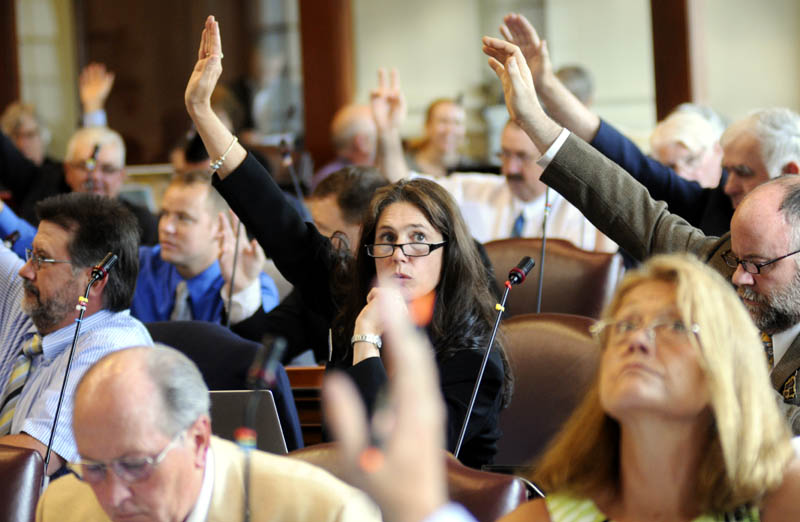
238;336;287;522
90;252;119;283
42;251;118;485
247;336;287;389
82;144;101;192
453;257;535;460
508;256;535;286
3;231;20;249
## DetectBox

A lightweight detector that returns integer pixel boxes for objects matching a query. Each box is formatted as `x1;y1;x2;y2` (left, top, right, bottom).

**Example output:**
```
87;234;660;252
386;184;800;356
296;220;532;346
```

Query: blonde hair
533;254;794;514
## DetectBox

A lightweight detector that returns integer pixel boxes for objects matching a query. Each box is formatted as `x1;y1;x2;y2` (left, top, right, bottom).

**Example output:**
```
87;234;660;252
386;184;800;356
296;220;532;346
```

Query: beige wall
694;0;800;123
545;0;655;142
15;0;78;160
352;0;486;139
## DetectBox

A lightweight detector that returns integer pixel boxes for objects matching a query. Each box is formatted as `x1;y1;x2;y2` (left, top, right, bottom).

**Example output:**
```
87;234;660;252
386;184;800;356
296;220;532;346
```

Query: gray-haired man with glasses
36;345;379;522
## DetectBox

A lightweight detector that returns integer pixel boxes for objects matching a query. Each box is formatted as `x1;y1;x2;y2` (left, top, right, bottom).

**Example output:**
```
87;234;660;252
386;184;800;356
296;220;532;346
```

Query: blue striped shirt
0;247;152;462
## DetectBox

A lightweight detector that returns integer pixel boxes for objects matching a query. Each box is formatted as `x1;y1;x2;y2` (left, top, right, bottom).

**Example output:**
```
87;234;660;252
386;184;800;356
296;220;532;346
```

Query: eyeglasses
721;249;800;274
24;248;71;270
592;317;700;346
71;431;185;484
67;159;122;175
496;150;538;165
365;241;447;258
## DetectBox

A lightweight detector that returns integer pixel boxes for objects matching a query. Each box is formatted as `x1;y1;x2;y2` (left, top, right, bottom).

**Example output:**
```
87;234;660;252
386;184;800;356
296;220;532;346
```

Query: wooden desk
286;366;325;446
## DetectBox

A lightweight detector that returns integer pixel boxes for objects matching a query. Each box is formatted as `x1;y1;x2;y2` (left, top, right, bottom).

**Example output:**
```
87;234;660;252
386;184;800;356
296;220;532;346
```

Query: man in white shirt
427;120;616;251
370;70;615;252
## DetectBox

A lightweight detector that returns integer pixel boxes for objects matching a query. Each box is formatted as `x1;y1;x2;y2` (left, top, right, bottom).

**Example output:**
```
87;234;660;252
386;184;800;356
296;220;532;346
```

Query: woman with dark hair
185;16;511;468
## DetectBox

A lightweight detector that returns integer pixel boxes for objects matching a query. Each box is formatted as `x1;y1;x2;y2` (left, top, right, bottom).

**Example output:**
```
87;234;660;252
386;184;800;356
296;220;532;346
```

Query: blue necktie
511;212;525;238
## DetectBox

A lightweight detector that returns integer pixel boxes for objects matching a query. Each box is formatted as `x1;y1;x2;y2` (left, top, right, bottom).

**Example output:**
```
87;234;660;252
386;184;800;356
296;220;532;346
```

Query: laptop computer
209;390;288;455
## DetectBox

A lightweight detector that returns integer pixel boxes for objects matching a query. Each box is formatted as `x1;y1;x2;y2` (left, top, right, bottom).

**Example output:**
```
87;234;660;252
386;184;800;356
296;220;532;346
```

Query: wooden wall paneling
0;1;20;110
74;0;249;164
650;0;692;120
298;0;354;169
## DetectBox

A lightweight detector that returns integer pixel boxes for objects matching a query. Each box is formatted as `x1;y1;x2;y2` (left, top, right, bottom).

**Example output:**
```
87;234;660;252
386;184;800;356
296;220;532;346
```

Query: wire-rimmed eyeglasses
24;248;72;271
70;431;185;484
721;249;800;274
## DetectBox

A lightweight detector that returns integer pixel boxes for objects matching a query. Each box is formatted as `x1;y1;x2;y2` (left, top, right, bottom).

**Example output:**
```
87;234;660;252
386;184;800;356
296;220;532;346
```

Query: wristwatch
350;333;382;349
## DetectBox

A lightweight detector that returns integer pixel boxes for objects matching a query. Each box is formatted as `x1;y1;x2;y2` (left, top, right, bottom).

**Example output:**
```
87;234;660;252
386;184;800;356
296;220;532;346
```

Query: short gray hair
722;108;800;178
145;344;211;437
65;126;126;166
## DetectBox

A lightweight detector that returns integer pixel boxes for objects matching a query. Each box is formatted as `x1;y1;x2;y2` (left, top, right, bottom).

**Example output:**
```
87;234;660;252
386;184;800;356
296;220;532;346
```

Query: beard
737;271;800;334
21;278;80;334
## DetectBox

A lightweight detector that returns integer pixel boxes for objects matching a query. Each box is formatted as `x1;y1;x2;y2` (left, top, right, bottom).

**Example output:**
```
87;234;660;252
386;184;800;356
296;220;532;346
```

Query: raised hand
323;288;447;522
500;13;553;88
218;210;265;294
370;68;407;133
185;15;224;114
482;37;543;126
79;63;115;113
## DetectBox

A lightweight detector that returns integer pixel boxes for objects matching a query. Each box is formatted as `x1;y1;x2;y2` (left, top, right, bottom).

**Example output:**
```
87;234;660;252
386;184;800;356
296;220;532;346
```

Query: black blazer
214;154;505;468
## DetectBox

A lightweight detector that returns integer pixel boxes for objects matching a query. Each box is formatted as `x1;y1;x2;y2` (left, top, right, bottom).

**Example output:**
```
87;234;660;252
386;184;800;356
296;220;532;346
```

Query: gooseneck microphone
453;256;535;459
90;252;119;283
236;336;287;522
3;231;20;250
42;251;117;487
508;256;536;286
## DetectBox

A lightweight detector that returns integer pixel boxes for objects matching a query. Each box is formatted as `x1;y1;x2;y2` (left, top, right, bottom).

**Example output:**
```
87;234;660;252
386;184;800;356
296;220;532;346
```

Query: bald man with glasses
36;345;380;522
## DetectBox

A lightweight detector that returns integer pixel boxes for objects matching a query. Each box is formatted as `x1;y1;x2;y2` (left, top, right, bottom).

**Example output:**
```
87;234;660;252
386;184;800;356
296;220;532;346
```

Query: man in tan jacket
36;344;380;522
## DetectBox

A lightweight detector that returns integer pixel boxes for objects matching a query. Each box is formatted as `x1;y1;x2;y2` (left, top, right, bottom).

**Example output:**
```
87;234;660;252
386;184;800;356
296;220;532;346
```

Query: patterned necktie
510;211;525;238
761;331;774;369
170;280;193;321
0;334;43;435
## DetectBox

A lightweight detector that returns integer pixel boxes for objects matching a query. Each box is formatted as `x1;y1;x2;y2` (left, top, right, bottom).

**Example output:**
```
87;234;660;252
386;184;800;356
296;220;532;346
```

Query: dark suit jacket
591;120;733;237
541;133;800;432
213;154;505;467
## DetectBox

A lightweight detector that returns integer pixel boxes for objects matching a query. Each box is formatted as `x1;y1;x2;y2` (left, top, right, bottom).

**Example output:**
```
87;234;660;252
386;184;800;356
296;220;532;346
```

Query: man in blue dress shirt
131;170;280;323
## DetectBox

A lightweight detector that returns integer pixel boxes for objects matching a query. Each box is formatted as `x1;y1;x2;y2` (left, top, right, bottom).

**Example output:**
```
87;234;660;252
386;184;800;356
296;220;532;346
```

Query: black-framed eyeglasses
70;431;185;484
24;248;72;271
365;241;447;258
721;249;800;274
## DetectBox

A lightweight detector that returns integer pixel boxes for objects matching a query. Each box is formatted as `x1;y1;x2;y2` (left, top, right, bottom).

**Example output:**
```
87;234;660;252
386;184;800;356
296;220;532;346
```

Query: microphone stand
535;187;551;314
453;257;533;459
235;337;286;522
42;253;117;490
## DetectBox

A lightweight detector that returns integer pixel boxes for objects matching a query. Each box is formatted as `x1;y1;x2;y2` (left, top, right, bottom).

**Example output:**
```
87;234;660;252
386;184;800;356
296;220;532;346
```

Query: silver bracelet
210;136;238;171
351;334;382;350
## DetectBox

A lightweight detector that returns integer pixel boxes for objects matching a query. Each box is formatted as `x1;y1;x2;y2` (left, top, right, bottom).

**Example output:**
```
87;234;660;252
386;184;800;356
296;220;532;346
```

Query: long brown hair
334;178;513;405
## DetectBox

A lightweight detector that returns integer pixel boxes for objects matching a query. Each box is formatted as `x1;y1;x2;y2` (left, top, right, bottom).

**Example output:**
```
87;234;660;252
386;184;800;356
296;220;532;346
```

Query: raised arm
500;13;600;142
371;68;408;183
184;16;246;179
499;13;720;229
481;36;562;154
79;62;114;127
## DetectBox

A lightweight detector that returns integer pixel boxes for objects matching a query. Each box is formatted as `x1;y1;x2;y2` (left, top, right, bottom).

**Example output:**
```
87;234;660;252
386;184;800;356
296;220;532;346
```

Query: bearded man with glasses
36;345;379;522
481;31;800;434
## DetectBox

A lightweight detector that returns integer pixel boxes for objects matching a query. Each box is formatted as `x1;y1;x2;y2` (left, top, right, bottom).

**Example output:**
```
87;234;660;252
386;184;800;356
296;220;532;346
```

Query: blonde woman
504;254;800;521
